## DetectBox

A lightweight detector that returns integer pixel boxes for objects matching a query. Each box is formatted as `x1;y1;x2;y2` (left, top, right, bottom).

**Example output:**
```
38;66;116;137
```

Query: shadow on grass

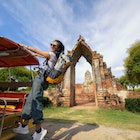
41;118;99;140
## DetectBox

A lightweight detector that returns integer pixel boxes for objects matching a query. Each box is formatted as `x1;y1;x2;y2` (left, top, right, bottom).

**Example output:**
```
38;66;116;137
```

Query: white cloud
76;57;92;83
86;0;140;77
1;0;140;83
111;66;125;78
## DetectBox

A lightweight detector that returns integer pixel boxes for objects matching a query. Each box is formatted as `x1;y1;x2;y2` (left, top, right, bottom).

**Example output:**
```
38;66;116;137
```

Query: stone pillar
70;65;76;106
92;58;98;107
63;63;75;107
99;56;107;91
94;58;102;90
62;65;71;106
99;56;105;80
104;68;114;94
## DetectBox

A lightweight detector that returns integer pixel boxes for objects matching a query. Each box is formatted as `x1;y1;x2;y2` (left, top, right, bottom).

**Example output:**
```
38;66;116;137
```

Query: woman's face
50;41;59;52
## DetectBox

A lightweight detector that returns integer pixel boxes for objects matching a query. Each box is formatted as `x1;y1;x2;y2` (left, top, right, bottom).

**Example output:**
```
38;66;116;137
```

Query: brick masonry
45;36;127;108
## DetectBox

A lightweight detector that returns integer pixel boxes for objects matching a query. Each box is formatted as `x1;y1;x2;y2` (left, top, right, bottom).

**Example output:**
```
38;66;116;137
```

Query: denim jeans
22;74;49;124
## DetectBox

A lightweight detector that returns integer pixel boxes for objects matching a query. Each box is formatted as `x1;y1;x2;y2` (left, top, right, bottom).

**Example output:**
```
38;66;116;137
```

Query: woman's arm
24;45;50;59
32;53;45;58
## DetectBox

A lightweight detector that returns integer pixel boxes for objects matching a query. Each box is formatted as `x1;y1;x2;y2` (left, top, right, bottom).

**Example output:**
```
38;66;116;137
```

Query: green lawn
43;106;140;131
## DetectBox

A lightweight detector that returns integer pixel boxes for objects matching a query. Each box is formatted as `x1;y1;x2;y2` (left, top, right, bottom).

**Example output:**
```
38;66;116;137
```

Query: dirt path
30;104;140;140
39;121;140;140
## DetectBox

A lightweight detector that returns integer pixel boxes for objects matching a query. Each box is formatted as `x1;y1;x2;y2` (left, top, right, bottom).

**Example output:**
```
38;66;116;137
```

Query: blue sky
0;0;140;83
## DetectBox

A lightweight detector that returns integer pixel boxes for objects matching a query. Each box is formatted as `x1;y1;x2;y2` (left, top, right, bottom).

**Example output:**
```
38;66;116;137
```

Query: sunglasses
50;43;57;47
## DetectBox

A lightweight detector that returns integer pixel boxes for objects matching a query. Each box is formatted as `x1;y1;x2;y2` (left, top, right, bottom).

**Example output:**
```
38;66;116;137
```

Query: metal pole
0;99;7;137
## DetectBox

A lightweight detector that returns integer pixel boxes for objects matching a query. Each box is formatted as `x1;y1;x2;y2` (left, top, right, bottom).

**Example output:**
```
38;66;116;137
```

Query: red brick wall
75;84;95;105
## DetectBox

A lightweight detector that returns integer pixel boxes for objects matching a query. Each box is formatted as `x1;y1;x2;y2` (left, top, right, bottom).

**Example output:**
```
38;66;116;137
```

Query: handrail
0;81;32;88
0;98;7;137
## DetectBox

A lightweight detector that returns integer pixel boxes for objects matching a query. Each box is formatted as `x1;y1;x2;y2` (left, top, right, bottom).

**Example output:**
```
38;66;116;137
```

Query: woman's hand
18;43;29;50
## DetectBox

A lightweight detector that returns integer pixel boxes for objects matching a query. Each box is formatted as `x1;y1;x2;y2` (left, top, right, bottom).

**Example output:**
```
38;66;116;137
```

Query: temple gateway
45;36;126;108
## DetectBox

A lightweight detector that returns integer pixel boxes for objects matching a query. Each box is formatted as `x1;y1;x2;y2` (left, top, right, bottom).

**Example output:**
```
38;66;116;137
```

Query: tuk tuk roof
0;37;39;67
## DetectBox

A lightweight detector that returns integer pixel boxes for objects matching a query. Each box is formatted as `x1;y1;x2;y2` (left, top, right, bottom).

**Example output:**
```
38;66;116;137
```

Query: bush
134;88;140;92
125;98;140;113
42;97;52;107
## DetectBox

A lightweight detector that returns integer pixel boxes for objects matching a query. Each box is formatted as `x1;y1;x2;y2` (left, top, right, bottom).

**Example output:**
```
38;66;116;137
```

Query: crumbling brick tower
62;35;122;107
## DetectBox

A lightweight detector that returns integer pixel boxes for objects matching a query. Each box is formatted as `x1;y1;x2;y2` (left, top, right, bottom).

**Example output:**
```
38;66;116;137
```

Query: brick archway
45;36;125;108
62;36;120;107
63;36;97;106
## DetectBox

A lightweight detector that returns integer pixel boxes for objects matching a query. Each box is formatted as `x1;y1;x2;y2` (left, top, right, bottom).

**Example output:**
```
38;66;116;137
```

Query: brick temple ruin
45;36;127;108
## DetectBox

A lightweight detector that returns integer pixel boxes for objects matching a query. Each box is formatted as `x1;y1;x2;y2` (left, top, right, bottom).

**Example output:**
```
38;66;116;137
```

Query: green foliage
125;98;140;113
0;67;37;82
119;75;129;87
0;68;9;82
0;67;37;91
48;84;55;89
42;97;53;107
134;88;140;92
124;41;140;84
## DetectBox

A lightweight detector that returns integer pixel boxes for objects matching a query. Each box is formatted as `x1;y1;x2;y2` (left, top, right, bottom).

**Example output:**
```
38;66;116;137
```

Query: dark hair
55;40;65;52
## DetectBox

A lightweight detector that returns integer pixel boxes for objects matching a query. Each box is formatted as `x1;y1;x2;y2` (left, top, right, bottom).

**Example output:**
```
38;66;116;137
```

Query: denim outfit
22;51;57;124
22;74;49;124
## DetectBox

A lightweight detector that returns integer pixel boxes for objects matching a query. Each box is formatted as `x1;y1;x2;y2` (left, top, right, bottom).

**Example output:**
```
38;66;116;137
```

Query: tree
124;41;140;86
0;66;36;82
119;75;138;91
0;67;37;91
119;75;129;87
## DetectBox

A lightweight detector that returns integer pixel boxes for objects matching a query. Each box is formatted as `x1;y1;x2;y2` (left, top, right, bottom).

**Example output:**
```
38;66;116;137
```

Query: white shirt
42;51;57;71
48;52;57;69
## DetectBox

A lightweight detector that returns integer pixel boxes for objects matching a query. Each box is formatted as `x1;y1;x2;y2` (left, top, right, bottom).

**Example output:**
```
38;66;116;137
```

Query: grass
43;106;140;131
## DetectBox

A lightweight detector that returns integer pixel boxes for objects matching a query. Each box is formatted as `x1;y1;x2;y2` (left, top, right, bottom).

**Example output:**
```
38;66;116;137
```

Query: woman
13;40;65;140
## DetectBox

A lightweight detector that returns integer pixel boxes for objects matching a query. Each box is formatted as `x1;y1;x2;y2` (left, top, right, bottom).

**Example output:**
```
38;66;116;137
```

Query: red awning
0;37;39;67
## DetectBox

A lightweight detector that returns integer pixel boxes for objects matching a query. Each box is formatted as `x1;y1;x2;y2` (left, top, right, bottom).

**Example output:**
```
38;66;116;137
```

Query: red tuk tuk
0;37;39;139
